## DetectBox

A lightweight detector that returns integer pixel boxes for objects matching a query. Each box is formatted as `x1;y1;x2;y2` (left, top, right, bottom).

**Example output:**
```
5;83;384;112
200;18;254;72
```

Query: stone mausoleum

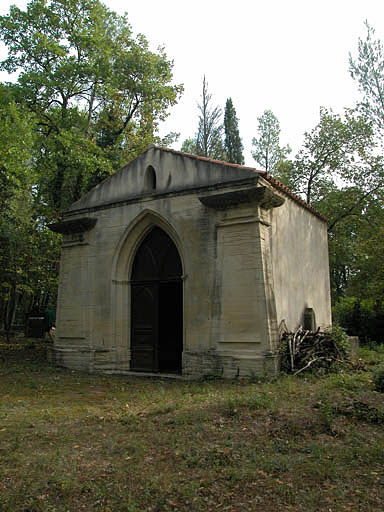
49;146;332;379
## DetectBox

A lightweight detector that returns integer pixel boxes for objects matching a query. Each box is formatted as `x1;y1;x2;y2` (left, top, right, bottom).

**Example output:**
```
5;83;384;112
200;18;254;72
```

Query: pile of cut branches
280;326;351;376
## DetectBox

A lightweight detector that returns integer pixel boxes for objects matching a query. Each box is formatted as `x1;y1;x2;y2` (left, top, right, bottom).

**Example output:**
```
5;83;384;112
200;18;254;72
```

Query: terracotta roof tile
261;173;328;223
158;147;327;223
64;145;327;223
159;146;261;173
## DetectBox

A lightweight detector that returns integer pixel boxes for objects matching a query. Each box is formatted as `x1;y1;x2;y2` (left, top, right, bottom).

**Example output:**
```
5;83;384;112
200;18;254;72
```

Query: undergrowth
0;338;384;511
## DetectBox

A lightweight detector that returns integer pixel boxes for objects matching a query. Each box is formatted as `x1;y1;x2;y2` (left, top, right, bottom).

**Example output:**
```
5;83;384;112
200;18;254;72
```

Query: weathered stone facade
50;146;332;379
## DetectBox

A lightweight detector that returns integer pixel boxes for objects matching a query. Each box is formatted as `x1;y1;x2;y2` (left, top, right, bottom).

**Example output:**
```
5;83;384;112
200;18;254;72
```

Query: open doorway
130;227;183;373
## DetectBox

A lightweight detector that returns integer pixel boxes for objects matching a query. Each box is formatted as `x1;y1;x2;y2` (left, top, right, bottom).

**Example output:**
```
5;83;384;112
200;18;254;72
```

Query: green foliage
0;184;61;331
349;21;384;133
195;76;224;159
181;76;225;159
334;400;384;424
223;98;244;164
0;0;182;331
0;88;36;212
37;125;111;214
326;190;384;302
359;345;384;368
251;109;291;172
0;0;182;217
373;365;384;392
333;297;384;344
3;341;384;511
346;199;384;300
180;137;197;154
316;22;384;301
273;160;297;189
288;108;376;205
326;324;351;355
277;103;384;301
0;90;50;334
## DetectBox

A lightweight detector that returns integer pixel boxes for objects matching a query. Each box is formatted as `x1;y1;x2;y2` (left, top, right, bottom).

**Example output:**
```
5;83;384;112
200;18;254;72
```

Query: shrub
333;297;384;344
373;365;384;393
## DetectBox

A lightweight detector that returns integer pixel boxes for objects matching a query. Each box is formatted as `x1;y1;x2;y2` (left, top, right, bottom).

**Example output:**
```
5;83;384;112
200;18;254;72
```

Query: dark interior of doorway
158;281;182;373
130;227;183;374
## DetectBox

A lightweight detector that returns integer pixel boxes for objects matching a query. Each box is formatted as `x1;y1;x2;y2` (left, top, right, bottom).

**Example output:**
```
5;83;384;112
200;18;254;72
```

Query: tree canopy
251;110;291;172
0;0;182;335
181;76;225;159
349;21;384;134
278;108;377;206
1;5;384;340
223;98;244;165
0;0;182;217
223;98;244;164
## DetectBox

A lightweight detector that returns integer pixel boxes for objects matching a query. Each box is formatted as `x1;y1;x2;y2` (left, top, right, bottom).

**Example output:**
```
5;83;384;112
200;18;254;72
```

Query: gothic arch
110;210;185;372
112;209;185;284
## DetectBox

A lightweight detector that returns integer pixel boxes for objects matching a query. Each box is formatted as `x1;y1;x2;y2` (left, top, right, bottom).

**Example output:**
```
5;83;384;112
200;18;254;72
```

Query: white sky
1;0;384;165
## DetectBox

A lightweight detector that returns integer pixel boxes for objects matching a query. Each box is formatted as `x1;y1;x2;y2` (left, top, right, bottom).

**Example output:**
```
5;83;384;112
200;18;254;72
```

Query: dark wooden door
130;228;182;373
131;284;158;371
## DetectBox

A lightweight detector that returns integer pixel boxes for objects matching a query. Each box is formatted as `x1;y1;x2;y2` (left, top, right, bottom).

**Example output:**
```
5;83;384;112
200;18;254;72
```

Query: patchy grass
0;339;384;511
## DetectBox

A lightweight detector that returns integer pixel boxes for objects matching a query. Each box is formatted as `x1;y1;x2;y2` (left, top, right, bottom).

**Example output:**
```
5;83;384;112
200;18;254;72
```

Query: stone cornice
198;186;285;210
61;177;260;217
49;217;97;235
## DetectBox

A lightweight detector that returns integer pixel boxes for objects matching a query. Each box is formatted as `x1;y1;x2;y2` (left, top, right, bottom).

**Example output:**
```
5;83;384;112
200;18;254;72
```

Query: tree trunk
3;284;18;343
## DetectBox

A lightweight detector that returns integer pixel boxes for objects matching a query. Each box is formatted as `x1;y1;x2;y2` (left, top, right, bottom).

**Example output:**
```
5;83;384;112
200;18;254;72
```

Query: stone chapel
49;146;332;378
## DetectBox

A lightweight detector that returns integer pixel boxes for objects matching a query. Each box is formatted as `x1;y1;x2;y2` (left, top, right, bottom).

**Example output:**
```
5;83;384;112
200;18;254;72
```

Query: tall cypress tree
224;98;244;164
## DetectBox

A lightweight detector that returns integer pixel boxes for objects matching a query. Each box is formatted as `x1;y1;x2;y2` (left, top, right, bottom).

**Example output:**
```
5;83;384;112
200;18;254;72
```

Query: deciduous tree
181;76;224;159
0;0;182;332
251;110;290;172
271;104;384;301
0;0;182;216
0;90;59;336
287;108;377;207
349;21;384;134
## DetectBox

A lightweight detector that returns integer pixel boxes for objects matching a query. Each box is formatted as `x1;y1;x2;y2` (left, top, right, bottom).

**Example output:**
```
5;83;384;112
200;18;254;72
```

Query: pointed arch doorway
130;227;183;373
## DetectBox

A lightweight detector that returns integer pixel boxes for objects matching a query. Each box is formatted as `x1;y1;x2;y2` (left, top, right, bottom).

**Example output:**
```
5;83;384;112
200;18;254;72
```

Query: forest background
0;0;383;342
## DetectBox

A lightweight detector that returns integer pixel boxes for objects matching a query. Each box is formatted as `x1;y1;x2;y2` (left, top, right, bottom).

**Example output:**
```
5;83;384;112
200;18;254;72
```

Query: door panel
131;284;158;371
130;227;183;373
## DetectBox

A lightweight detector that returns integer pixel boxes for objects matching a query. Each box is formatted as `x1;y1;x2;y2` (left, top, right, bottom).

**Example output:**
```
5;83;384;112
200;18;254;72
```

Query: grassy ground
1;338;384;511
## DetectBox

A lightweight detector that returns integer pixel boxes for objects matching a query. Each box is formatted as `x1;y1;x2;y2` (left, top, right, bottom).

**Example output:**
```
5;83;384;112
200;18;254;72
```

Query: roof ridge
64;145;327;223
155;146;327;223
155;145;263;173
261;173;328;222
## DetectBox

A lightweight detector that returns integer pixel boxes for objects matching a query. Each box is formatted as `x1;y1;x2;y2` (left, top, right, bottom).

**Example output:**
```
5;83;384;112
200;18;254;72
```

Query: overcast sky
1;0;384;165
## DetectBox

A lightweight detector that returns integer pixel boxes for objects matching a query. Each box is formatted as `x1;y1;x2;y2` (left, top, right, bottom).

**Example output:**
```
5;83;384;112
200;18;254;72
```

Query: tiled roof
159;146;260;173
261;173;328;222
158;147;328;223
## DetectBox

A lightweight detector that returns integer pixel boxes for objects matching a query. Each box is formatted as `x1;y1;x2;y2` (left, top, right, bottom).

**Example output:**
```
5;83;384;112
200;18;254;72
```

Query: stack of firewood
280;326;351;376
